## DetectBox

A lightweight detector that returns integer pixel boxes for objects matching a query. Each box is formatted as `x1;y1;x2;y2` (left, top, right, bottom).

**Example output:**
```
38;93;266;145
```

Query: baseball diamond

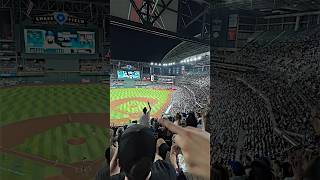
110;88;172;126
0;84;108;180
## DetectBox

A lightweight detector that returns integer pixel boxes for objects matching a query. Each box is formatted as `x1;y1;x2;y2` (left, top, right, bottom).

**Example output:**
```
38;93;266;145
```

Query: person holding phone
157;118;210;179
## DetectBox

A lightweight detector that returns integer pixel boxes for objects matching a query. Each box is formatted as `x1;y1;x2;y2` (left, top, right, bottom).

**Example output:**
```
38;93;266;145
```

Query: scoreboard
117;70;140;79
24;29;95;54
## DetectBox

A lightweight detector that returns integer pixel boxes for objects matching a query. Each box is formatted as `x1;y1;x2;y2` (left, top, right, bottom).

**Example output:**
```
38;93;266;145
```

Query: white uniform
139;111;150;127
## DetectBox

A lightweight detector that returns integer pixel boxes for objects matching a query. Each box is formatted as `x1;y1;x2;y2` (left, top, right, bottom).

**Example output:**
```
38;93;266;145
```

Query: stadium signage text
33;12;86;26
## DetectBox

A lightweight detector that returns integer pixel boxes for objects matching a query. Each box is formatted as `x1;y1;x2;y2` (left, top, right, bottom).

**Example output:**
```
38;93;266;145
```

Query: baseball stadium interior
0;0;319;180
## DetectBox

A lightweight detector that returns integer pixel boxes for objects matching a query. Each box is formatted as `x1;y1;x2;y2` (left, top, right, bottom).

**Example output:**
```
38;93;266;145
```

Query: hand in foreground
110;142;120;176
157;118;210;179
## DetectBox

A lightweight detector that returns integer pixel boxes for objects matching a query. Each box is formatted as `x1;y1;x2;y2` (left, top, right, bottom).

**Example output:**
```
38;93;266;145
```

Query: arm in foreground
157;118;210;179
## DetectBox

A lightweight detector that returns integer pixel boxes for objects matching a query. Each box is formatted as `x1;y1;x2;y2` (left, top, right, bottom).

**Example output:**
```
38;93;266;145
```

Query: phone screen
177;154;188;172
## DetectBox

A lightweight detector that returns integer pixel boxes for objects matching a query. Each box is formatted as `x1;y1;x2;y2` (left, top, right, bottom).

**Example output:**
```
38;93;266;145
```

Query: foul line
0;166;25;176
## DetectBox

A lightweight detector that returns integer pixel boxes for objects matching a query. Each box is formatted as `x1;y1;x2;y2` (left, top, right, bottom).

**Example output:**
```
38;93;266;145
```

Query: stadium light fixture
151;62;154;65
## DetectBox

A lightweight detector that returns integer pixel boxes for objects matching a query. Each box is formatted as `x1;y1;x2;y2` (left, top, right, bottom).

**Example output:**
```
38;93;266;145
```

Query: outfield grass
0;153;62;180
0;84;108;126
16;123;107;164
110;88;171;124
0;84;108;179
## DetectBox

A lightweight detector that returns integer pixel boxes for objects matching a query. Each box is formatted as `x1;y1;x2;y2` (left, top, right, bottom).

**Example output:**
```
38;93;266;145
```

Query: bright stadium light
151;62;154;65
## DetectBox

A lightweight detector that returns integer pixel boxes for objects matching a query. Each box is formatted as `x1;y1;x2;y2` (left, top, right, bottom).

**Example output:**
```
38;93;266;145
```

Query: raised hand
157;118;210;179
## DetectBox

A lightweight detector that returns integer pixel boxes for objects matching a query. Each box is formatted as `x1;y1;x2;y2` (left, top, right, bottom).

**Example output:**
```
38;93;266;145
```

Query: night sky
110;25;181;62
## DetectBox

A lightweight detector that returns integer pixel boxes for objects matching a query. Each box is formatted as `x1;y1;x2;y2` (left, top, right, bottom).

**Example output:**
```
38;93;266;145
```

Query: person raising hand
156;118;210;179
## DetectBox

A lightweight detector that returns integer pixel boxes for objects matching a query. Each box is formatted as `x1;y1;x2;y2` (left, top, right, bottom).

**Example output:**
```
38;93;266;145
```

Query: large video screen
117;71;140;79
24;29;95;54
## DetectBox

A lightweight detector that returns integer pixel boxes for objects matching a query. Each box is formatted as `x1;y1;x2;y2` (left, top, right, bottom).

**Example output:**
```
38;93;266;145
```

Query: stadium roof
213;0;320;14
111;25;180;62
111;0;209;62
161;36;209;63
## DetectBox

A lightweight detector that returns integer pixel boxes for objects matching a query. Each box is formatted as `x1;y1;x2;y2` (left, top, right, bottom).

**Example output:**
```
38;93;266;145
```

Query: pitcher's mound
67;137;86;145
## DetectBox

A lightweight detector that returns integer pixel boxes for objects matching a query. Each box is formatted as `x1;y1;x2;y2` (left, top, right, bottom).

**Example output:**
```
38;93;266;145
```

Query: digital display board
117;70;140;79
24;29;95;54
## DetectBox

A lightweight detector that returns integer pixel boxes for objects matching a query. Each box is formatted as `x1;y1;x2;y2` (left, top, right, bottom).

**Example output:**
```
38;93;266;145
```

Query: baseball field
0;85;172;179
0;84;108;180
110;88;172;126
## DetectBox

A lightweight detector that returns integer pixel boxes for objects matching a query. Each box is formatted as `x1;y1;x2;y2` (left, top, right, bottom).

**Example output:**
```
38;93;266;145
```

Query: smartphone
177;154;188;172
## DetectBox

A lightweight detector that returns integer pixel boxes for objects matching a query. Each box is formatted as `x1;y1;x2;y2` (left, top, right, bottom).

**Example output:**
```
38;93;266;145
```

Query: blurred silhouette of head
249;159;274;180
186;112;198;127
304;156;320;180
143;107;147;114
118;125;156;180
212;162;230;180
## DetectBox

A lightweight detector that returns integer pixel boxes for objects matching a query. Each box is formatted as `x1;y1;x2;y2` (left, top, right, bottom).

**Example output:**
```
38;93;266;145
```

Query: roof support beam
151;0;175;24
184;7;207;28
129;0;146;24
111;15;208;45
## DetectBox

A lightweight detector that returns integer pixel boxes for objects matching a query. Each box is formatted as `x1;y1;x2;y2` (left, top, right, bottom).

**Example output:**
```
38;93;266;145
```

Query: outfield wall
1;72;109;87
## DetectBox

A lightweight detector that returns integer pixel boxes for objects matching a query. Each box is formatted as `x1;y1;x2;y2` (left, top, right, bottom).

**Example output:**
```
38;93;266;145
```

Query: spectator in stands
110;124;176;180
174;113;182;126
281;162;294;180
156;138;170;160
212;162;230;180
249;159;274;180
311;106;320;137
139;102;152;127
303;156;320;180
228;161;246;180
116;127;124;143
186;112;198;128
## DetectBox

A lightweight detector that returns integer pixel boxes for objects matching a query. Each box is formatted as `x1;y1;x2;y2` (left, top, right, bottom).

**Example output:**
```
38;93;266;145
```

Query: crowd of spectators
208;25;320;180
102;110;210;180
23;59;46;73
79;59;109;73
173;74;210;111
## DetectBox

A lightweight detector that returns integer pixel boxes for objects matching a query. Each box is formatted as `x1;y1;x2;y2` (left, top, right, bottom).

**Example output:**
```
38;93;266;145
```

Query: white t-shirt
139;111;150;127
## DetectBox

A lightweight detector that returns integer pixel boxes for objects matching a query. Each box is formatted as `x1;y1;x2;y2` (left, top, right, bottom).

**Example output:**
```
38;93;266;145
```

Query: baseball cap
118;125;156;179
